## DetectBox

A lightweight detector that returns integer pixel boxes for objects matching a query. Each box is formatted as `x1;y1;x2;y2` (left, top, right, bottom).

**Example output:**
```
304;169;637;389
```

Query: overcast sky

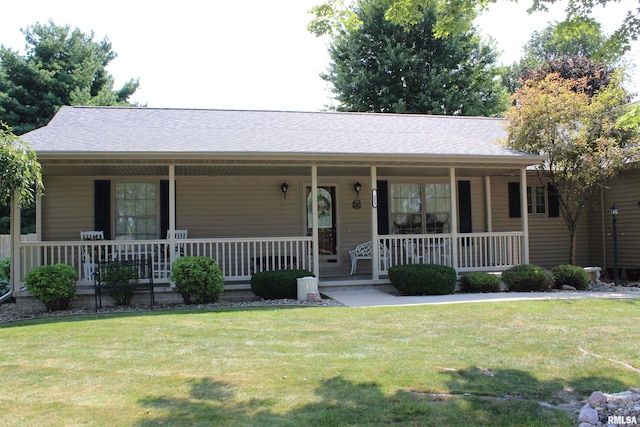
1;0;637;111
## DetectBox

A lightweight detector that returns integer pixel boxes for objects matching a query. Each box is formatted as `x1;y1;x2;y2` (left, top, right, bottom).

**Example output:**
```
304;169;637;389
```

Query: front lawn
1;299;638;426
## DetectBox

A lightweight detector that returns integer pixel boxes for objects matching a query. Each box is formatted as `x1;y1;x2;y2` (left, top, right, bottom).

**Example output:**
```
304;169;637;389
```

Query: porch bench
93;258;155;311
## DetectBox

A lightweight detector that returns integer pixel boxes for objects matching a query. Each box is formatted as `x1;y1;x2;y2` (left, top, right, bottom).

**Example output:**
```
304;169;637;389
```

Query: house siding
594;169;640;272
490;175;590;269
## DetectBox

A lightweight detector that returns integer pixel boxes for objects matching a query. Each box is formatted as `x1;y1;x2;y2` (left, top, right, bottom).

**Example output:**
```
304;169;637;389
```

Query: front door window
306;186;337;258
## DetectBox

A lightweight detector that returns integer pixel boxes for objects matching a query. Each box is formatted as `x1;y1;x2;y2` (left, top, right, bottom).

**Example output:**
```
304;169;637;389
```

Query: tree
0;122;43;212
504;69;640;265
309;0;640;59
0;21;139;135
322;0;508;115
521;18;610;67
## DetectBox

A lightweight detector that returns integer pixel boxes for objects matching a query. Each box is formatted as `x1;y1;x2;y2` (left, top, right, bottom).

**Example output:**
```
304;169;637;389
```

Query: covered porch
9;162;531;293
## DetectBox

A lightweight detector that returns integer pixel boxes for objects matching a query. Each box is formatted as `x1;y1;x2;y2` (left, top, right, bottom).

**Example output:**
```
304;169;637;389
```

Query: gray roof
22;106;536;162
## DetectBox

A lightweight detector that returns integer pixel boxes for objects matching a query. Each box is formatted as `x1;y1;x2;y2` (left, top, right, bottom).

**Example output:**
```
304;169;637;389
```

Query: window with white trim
390;182;450;234
114;183;158;240
527;185;547;215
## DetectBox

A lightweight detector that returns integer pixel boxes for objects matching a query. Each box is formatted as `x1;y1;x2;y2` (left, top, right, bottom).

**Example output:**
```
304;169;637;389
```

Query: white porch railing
18;236;313;284
380;232;524;273
0;233;38;260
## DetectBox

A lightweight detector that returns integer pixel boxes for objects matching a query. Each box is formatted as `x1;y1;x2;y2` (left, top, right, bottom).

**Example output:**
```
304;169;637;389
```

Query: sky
1;0;638;111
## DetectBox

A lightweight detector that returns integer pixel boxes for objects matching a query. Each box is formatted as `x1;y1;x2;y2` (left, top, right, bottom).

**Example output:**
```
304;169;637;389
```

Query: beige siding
41;176;95;241
594;169;640;271
490;175;590;269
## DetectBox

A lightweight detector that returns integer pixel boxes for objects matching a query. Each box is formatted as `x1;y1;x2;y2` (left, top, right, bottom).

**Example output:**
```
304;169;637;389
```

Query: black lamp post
611;203;619;286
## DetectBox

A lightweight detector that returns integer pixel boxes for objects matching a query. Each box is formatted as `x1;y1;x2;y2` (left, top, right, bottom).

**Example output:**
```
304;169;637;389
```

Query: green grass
1;299;639;426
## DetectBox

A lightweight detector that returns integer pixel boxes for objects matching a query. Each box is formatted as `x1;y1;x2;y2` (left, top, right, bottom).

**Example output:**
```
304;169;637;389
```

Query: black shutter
376;180;389;235
458;180;472;233
548;183;560;217
94;180;111;239
508;182;521;218
159;180;169;239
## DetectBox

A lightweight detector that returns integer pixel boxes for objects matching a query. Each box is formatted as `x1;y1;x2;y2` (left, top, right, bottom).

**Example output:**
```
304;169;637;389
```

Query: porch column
10;189;21;296
35;193;42;240
311;166;320;278
449;168;459;271
520;168;530;264
484;176;493;232
169;164;176;232
370;166;379;280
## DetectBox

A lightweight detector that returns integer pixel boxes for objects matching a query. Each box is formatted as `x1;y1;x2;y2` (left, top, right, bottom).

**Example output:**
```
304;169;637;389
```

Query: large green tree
322;0;508;115
309;0;640;59
0;21;139;135
504;65;639;265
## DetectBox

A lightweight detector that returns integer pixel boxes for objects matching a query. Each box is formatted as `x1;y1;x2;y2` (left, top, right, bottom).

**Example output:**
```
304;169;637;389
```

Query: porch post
449;168;458;271
520;168;530;264
311;166;320;278
484;176;493;232
370;166;379;280
168;164;177;263
35;193;42;239
10;189;21;296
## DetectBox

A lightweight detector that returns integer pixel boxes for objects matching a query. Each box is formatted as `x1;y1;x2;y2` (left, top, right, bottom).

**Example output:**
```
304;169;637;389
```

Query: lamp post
611;203;619;286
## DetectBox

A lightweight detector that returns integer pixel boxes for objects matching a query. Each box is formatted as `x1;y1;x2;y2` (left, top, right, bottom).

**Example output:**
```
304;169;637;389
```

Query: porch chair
166;229;188;258
402;239;423;264
80;230;105;280
349;241;390;275
155;230;189;278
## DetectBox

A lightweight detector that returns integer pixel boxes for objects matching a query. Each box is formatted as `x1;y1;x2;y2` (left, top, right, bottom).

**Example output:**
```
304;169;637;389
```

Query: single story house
6;106;637;304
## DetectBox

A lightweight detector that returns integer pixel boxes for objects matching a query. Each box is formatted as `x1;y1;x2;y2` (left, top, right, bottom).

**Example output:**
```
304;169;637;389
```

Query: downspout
311;166;320;278
168;164;176;285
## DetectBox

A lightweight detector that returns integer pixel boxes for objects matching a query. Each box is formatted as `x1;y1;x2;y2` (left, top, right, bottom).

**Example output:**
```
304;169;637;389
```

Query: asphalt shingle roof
22;106;533;160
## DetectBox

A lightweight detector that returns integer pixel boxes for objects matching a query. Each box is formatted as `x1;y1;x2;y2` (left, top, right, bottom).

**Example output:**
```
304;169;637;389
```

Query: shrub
388;264;456;296
552;264;589;290
459;272;501;293
24;264;78;310
0;258;10;296
502;264;553;292
100;262;139;306
170;256;224;304
251;270;314;300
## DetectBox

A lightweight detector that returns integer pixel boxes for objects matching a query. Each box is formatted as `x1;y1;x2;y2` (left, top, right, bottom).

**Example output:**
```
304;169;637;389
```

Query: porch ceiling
39;156;532;177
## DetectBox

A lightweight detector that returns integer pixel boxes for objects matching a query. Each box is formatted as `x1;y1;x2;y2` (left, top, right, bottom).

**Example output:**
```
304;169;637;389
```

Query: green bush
502;264;553;292
24;264;78;310
170;256;224;304
251;270;314;300
552;264;589;290
459;272;501;293
0;258;10;296
99;262;139;306
388;264;456;296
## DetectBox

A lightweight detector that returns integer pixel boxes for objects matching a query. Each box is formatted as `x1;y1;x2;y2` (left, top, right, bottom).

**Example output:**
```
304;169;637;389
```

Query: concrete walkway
322;288;640;307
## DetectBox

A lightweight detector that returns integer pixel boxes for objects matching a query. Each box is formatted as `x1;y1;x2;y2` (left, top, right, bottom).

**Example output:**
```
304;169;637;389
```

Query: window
114;183;158;240
527;186;546;215
390;182;450;234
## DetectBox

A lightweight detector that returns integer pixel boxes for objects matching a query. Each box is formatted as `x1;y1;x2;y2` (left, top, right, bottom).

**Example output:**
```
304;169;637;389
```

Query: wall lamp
354;182;362;197
281;182;289;199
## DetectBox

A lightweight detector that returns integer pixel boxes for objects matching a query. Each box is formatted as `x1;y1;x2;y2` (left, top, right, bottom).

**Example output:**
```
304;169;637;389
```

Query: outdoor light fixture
352;182;363;209
354;182;362;196
611;203;619;286
280;182;289;199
